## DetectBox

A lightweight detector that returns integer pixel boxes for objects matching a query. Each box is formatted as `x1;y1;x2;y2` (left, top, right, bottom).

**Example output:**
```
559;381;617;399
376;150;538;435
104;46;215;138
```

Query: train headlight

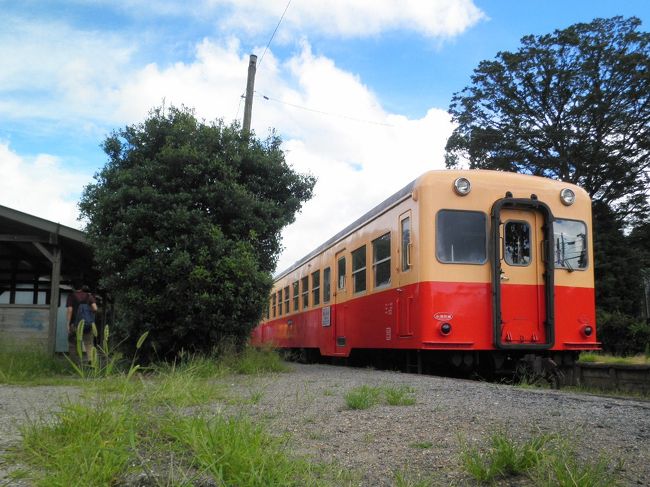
453;177;471;196
440;322;452;335
582;325;593;337
560;188;575;206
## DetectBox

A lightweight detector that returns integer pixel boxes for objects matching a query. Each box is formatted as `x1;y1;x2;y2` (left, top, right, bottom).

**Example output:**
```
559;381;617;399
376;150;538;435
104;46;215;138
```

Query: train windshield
436;210;487;264
553;219;588;270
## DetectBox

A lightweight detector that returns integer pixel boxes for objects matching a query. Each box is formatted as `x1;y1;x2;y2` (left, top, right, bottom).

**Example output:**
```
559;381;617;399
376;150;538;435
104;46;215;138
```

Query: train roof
275;177;417;280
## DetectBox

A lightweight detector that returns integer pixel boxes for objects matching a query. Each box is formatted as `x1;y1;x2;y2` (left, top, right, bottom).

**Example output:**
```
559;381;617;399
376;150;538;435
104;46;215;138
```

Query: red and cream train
251;170;599;374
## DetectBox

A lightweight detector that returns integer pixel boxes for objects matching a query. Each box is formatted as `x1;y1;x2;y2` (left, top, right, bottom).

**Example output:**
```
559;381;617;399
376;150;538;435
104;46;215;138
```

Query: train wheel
516;356;563;389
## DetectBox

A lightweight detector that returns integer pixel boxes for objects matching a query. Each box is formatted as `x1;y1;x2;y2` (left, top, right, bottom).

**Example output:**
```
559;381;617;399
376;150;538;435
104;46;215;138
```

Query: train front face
415;170;599;358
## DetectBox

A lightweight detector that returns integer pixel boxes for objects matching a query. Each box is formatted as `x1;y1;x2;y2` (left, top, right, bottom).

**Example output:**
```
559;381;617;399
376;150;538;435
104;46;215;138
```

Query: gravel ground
1;364;649;486
0;385;81;486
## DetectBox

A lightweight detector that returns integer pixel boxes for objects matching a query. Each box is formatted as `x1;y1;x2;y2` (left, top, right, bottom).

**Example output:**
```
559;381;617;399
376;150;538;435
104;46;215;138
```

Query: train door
492;200;555;350
397;211;414;337
334;250;347;349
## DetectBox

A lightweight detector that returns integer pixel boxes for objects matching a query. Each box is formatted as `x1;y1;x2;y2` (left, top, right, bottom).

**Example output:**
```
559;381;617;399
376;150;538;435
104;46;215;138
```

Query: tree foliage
446;16;650;223
445;17;650;326
80;106;315;357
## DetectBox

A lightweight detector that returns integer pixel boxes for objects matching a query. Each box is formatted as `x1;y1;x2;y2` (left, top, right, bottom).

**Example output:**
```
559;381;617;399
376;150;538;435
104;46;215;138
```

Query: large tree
446;16;649;224
445;16;650;318
80;106;315;356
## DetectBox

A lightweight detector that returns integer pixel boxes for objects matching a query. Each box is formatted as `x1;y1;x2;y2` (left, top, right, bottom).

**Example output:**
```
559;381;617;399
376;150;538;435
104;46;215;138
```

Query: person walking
66;282;98;363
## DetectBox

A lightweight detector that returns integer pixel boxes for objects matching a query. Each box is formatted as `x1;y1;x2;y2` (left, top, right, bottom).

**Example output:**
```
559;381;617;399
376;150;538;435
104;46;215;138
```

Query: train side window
283;286;289;314
504;221;531;266
338;257;346;289
373;233;391;288
277;290;282;316
553;219;588;270
292;281;299;311
272;293;276;318
301;276;309;308
352;245;367;293
401;217;411;271
323;267;331;302
312;271;321;306
436;210;487;264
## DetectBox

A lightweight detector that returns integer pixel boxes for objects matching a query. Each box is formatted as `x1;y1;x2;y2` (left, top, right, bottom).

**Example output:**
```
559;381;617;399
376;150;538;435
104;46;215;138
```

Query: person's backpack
75;295;95;332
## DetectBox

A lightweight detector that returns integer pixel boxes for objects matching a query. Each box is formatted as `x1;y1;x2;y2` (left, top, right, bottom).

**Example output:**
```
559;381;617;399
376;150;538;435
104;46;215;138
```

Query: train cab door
493;202;554;349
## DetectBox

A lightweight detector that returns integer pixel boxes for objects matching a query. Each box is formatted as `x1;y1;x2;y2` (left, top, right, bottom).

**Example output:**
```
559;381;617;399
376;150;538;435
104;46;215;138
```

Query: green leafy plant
64;323;148;380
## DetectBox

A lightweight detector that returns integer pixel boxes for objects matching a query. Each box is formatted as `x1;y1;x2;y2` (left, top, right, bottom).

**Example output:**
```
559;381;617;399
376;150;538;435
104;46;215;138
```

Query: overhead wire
236;0;391;129
234;0;292;123
258;0;292;69
257;93;394;127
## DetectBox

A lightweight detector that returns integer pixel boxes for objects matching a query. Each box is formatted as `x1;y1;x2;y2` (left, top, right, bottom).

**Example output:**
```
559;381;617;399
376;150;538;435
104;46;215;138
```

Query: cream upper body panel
415;170;593;288
267;169;594;318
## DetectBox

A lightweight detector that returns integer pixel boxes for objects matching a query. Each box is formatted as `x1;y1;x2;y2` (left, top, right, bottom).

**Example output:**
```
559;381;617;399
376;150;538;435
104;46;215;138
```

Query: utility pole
242;54;257;133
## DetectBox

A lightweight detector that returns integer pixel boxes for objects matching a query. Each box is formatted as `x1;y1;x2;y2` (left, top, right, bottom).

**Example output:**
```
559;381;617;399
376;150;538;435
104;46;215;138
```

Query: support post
242;54;258;133
47;248;62;354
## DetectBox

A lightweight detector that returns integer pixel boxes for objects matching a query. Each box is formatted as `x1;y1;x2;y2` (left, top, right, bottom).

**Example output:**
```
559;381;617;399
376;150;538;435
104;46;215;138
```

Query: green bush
79;105;315;359
596;309;650;355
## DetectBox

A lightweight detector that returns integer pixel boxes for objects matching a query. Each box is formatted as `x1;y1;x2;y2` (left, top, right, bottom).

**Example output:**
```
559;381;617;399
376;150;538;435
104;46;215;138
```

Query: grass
345;384;416;410
393;470;433;487
344;385;382;410
409;441;433;449
14;346;351;486
144;367;229;408
578;352;650;365
220;344;290;374
0;343;73;385
384;385;417;406
162;414;316;486
20;399;137;487
461;431;550;482
460;431;621;486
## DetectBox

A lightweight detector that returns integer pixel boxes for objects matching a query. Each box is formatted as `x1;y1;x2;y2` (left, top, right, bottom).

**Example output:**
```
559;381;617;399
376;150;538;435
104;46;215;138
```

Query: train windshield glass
553;219;588;270
436;210;487;264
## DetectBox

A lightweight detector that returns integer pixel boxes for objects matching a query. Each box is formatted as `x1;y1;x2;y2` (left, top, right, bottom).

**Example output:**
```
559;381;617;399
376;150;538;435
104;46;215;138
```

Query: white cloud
244;44;454;270
110;38;250;123
0;16;456;272
109;39;453;272
0;142;88;228
0;17;134;124
213;0;485;39
73;0;484;40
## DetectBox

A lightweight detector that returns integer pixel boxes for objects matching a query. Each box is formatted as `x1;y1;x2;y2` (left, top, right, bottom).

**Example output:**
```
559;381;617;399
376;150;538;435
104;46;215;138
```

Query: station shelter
0;205;96;353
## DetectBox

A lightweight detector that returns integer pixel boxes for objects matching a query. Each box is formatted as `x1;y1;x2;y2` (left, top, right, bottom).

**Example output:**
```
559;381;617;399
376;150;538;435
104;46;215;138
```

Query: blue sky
1;0;648;271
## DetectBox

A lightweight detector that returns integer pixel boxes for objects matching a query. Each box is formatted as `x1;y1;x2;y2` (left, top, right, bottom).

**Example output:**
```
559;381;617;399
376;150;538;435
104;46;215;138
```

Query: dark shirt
66;291;96;324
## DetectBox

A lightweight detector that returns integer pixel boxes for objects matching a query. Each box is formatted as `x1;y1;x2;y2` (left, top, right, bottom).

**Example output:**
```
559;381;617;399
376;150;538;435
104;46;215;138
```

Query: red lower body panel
251;281;598;356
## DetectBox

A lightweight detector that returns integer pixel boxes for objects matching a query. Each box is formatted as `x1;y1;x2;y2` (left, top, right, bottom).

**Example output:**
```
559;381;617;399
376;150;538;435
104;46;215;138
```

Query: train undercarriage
284;347;579;389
